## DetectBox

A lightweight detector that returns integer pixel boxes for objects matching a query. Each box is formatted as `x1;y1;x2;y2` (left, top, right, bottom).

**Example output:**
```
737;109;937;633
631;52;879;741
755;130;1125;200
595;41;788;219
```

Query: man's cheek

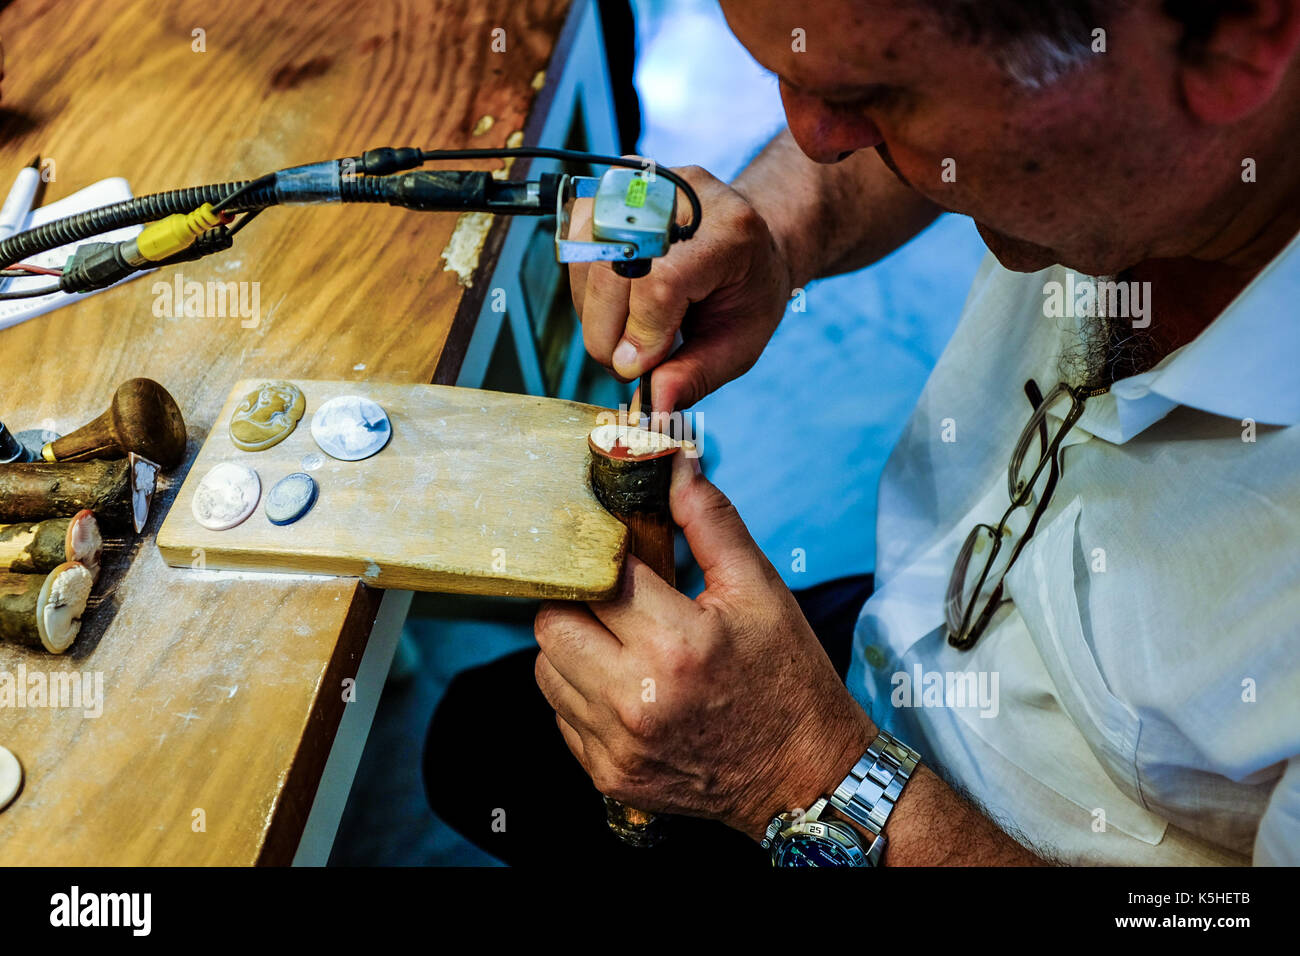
877;142;961;208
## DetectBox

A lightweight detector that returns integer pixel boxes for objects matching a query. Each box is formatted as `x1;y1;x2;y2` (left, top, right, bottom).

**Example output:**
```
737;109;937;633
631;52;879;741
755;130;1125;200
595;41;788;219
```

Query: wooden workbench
0;0;580;864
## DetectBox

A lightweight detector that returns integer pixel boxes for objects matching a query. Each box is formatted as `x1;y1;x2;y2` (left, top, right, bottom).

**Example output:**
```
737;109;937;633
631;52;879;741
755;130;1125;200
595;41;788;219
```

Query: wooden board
0;0;576;865
157;379;627;599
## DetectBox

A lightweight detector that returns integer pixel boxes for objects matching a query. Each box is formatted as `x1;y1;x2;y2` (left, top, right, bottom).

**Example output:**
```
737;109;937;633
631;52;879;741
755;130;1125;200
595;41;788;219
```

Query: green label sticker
625;177;647;208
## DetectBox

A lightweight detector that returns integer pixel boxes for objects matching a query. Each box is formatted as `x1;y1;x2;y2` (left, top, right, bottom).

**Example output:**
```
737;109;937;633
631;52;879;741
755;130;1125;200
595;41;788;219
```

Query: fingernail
613;340;638;375
669;446;696;495
680;440;702;475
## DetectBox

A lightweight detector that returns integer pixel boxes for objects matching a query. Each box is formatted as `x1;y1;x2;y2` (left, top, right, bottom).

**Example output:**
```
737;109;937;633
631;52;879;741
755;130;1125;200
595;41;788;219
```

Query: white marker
0;154;41;293
0;154;40;242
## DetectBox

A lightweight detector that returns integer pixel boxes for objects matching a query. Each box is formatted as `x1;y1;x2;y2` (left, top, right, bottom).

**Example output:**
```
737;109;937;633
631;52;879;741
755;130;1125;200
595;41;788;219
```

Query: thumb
614;265;687;379
649;321;751;411
668;447;763;587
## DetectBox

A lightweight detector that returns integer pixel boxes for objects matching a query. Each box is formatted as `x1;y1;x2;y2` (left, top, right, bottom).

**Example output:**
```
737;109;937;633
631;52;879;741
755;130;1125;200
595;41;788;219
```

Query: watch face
772;832;859;867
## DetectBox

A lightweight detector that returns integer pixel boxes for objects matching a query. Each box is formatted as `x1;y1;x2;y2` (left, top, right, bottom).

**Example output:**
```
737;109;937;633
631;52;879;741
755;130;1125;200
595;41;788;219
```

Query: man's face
720;0;1223;275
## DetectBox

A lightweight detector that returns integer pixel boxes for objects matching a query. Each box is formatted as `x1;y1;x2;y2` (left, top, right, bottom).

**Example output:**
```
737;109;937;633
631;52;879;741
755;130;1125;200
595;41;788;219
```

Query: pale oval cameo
0;745;22;812
192;462;261;531
229;382;306;452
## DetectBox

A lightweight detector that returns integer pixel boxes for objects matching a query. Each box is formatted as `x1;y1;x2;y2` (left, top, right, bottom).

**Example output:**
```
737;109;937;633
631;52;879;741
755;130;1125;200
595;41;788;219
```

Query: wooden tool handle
613;510;675;588
587;437;678;845
0;460;134;530
0;511;100;578
45;378;187;469
599;504;673;839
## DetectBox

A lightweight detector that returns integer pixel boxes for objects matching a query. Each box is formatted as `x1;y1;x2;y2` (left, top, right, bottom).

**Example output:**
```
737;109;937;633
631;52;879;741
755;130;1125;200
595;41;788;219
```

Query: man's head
720;0;1300;275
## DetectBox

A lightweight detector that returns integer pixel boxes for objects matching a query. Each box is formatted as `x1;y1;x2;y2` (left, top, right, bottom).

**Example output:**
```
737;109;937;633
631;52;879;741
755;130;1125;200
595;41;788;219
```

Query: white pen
0;154;41;293
0;153;41;242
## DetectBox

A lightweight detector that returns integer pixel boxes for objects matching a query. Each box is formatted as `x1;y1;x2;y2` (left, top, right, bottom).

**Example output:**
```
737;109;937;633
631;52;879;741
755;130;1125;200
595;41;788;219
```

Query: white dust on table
181;568;337;583
441;212;494;287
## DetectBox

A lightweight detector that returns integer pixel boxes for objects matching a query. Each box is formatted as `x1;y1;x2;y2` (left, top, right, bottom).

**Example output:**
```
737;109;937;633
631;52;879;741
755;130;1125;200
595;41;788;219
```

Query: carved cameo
229;382;306;452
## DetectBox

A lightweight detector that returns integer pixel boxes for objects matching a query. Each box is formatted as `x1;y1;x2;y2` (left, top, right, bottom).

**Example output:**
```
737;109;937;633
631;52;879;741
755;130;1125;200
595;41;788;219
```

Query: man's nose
781;85;885;163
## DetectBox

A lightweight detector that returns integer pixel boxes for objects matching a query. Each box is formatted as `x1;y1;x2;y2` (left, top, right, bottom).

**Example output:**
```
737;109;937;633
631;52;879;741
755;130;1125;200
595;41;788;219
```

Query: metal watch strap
829;729;920;836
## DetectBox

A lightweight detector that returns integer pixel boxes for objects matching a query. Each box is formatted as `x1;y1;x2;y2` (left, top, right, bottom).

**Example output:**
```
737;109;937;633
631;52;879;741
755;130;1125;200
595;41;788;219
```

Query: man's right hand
567;164;796;412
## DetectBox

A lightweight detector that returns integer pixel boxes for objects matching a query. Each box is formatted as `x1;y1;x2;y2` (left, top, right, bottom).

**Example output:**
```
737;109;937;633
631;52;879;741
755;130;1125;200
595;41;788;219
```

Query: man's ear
1181;0;1300;122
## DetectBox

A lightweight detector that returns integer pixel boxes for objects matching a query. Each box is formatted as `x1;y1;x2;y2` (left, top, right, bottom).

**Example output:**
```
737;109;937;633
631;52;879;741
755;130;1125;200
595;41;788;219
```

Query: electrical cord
211;174;276;216
0;284;61;299
225;208;263;237
418;146;703;240
0;179;277;270
0;145;703;286
0;263;62;277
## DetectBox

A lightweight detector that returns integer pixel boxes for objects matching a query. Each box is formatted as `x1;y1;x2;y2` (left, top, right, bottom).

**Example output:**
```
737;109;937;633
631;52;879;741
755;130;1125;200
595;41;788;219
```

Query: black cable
0;146;702;274
0;179;278;268
420;147;703;240
0;284;61;299
226;208;263;237
212;174;276;215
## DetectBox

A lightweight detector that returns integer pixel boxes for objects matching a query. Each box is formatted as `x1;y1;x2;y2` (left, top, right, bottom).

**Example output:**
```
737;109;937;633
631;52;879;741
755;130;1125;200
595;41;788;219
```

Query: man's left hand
533;451;876;840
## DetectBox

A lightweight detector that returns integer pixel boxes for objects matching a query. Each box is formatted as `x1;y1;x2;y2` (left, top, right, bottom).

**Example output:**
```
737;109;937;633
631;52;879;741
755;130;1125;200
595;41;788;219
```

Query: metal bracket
554;174;640;264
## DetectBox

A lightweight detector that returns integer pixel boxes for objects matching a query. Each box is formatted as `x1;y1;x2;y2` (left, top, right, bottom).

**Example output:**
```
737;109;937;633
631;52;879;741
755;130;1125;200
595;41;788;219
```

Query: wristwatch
762;728;921;867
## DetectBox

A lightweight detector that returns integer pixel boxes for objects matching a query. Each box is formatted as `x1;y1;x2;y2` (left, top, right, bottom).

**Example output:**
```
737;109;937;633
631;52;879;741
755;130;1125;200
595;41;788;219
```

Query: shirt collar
1075;228;1300;444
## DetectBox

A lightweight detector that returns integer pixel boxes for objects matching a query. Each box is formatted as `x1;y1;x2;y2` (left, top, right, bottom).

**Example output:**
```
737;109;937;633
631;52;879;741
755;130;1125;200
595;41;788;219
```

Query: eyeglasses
944;380;1108;651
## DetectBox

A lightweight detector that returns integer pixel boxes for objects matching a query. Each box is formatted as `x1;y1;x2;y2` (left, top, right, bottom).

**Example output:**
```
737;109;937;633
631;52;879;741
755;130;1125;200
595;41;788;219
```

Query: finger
668;448;766;588
581;263;634;373
566;197;594;315
533;600;622;699
587;553;699;647
534;648;593;730
649;318;758;411
569;195;638;374
607;166;733;381
615;260;690;379
555;713;588;771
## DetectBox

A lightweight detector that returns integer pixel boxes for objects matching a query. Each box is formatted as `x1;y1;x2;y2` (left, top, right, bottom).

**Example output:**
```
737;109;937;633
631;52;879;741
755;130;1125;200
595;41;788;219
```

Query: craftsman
427;0;1300;865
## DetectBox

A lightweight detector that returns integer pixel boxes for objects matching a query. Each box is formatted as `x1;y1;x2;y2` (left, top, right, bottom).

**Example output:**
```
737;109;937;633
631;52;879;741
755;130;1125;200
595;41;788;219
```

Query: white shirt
848;232;1300;866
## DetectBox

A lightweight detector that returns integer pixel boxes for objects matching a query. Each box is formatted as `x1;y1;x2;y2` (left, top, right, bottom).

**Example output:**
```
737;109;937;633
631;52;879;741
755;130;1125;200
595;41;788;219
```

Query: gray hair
921;0;1120;87
921;0;1250;88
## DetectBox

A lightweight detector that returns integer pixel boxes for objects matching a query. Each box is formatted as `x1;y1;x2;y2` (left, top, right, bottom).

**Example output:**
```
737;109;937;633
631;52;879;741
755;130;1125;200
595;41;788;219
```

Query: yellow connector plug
136;203;228;262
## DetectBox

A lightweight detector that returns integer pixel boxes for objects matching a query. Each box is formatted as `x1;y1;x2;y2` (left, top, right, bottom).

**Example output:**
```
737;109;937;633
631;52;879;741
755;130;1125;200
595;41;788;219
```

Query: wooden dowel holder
588;434;678;848
0;456;157;533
